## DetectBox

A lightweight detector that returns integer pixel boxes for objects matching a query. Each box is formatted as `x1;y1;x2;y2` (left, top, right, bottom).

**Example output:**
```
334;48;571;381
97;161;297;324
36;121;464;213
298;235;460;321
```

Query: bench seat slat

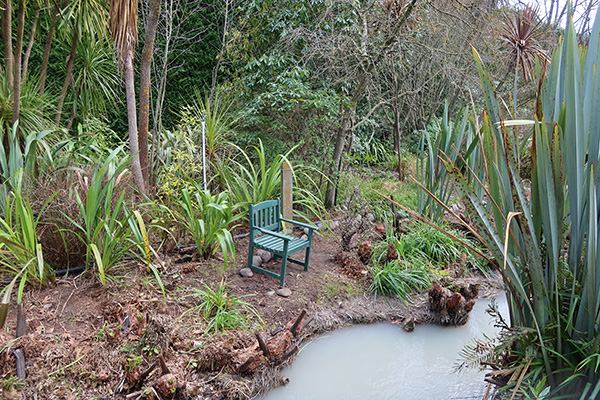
255;234;309;254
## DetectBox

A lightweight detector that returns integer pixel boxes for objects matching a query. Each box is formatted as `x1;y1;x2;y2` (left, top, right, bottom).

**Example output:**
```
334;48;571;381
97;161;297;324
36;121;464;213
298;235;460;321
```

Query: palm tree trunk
39;3;60;94
138;0;161;190
125;52;145;192
12;0;26;126
2;0;13;90
67;87;80;130
55;30;79;126
21;5;40;81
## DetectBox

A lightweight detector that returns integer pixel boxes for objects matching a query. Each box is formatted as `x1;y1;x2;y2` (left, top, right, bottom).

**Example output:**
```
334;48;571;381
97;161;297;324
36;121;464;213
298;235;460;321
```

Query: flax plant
127;209;166;298
0;189;55;329
217;140;325;221
66;147;134;285
217;140;291;211
178;186;236;267
417;102;483;222
0;123;58;206
440;10;600;397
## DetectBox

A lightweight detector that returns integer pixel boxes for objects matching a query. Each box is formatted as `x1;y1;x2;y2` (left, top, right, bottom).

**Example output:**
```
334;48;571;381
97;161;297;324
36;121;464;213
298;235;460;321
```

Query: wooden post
390;195;399;231
281;161;293;230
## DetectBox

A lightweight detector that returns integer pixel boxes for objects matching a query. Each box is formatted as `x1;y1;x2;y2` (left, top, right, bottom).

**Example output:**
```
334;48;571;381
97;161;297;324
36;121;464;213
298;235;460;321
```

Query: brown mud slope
0;227;502;400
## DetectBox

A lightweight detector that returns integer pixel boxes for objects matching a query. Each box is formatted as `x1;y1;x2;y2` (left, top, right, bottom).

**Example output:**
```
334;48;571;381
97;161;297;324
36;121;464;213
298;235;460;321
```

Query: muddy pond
261;295;508;400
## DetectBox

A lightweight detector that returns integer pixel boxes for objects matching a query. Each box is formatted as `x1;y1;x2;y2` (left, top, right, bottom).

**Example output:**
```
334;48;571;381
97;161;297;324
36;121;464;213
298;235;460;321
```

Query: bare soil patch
0;226;501;399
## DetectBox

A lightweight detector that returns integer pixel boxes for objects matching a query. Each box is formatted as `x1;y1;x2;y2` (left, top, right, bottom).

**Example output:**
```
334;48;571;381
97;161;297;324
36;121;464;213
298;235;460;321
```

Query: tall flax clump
444;11;600;398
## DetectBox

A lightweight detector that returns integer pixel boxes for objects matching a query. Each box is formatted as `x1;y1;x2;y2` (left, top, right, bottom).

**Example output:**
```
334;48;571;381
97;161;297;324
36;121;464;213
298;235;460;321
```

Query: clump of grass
403;224;463;266
369;260;431;302
406;223;487;273
373;222;487;274
184;280;262;333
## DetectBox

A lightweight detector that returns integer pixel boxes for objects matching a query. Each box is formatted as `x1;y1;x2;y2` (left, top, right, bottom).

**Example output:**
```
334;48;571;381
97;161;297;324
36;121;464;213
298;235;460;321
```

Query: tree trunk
325;105;355;208
125;52;145;192
393;106;403;181
138;0;161;190
55;30;79;126
39;3;60;94
22;5;40;81
12;0;26;126
67;87;80;130
2;0;13;89
210;0;231;100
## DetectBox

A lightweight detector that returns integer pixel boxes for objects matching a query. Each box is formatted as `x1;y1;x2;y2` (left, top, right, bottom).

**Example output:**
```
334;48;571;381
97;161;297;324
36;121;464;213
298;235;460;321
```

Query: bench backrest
249;199;281;238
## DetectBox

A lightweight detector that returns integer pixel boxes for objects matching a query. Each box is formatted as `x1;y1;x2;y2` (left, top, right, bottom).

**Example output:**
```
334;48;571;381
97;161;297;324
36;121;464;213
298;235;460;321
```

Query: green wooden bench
247;198;318;286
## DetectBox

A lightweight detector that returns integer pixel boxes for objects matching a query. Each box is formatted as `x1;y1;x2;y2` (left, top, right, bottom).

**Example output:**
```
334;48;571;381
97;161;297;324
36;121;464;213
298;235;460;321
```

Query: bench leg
304;245;311;272
248;243;255;269
280;242;289;286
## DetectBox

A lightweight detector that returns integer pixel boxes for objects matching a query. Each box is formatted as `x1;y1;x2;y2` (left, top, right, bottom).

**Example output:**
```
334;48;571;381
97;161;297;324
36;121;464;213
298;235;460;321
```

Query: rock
266;290;275;296
239;268;253;278
301;234;308;240
367;213;375;223
276;288;292;298
257;250;272;263
403;317;416;332
252;255;263;267
303;227;309;235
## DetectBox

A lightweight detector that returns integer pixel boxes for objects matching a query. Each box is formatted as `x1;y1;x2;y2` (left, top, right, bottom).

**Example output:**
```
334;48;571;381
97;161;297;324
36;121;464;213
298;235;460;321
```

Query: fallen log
136;361;157;387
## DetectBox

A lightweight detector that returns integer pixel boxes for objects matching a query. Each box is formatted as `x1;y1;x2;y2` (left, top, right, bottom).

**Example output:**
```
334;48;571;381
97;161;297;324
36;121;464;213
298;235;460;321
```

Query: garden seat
247;198;318;286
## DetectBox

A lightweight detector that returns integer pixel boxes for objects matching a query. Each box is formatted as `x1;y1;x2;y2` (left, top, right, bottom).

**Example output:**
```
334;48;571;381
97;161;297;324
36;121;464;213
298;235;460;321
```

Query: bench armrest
255;227;291;241
281;218;319;231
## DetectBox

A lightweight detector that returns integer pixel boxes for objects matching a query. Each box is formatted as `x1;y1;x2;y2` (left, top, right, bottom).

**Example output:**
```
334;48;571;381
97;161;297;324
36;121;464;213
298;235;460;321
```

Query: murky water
260;295;508;400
